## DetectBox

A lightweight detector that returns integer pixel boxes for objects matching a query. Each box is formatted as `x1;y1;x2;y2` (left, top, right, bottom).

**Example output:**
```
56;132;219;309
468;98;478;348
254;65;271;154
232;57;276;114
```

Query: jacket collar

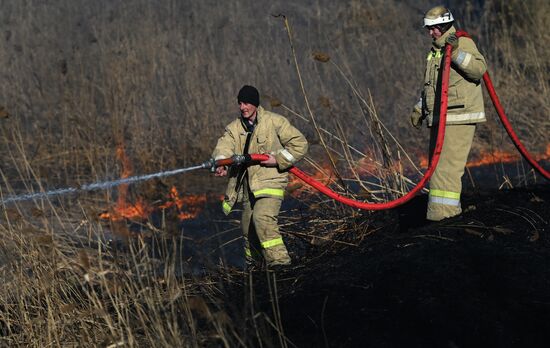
240;105;264;132
256;105;265;123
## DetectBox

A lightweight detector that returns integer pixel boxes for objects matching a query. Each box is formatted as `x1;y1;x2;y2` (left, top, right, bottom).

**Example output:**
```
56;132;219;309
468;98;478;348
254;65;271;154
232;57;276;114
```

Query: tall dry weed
0;1;548;345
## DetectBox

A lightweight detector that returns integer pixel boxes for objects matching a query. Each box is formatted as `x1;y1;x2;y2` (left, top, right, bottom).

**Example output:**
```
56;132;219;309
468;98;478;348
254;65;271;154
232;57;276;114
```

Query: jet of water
2;164;206;204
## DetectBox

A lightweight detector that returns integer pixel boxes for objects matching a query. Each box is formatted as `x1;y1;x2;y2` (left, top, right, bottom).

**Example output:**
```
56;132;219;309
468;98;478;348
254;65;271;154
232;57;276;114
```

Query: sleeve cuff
274;149;295;170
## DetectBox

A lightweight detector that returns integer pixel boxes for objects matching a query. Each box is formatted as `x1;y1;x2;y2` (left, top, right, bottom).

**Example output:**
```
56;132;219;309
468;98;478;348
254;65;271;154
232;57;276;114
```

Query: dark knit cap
237;85;260;107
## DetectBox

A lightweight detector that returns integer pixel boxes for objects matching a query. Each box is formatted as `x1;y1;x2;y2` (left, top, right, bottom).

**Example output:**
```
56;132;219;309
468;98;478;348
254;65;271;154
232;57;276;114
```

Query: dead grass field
0;0;548;346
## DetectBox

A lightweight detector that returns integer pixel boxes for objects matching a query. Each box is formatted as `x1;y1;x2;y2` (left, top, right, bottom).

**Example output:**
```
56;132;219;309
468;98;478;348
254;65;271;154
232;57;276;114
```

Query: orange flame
159;187;211;221
99;197;154;221
100;145;220;222
100;144;150;221
288;164;335;196
417;146;550;169
100;185;217;222
466;150;519;168
419;156;429;168
355;155;404;176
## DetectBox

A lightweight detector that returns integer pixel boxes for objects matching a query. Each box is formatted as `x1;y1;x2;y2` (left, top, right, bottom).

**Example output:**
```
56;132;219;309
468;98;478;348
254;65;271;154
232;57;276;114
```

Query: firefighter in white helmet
411;5;487;221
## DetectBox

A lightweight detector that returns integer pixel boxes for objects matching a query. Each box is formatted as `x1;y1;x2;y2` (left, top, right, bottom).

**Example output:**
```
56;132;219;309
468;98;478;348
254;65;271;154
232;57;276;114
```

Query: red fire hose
215;44;453;210
455;30;550;180
217;34;548;211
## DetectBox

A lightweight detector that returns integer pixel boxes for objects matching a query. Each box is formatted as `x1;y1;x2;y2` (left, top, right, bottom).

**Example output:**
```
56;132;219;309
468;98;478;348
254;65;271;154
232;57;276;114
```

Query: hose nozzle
202;154;253;172
201;158;217;172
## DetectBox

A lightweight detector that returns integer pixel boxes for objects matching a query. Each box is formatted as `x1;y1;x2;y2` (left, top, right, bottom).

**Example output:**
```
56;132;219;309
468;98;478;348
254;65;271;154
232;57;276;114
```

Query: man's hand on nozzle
410;108;423;129
260;154;277;167
446;34;459;52
215;165;228;177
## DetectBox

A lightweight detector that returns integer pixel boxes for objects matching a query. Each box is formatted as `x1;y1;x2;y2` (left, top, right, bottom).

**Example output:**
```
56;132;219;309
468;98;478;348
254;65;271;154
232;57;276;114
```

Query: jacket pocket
448;86;465;110
256;135;267;153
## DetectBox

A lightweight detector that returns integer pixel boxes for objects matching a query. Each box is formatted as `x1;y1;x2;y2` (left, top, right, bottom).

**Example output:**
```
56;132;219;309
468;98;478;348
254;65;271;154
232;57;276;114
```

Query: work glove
446;34;459;52
410;107;423;129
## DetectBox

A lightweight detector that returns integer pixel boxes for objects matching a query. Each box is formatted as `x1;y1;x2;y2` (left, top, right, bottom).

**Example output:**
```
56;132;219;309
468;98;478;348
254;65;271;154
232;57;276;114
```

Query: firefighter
411;6;487;221
212;85;308;268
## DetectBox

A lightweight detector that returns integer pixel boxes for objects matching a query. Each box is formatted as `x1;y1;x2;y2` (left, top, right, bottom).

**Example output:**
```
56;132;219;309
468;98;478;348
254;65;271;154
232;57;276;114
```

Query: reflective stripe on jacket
421;26;487;126
212;106;308;215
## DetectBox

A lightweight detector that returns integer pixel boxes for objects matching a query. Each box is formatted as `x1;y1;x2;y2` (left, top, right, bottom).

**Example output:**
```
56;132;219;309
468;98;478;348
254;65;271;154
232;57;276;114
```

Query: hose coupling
203;154;253;173
230;154;251;165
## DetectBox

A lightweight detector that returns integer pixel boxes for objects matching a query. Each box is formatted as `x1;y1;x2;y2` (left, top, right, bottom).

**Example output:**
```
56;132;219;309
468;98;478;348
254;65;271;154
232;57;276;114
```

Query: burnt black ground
242;184;550;348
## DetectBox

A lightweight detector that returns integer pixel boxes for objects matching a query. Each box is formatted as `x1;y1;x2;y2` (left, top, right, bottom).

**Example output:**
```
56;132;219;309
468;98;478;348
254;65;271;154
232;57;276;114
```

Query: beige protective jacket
212;106;308;215
415;26;487;126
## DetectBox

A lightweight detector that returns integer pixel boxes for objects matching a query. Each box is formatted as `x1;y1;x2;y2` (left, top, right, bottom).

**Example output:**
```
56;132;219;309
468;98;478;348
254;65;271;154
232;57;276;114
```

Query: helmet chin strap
440;22;453;34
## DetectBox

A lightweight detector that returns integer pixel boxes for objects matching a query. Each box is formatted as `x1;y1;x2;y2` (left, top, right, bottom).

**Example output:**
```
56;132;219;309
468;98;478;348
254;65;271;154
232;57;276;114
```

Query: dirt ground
241;184;550;348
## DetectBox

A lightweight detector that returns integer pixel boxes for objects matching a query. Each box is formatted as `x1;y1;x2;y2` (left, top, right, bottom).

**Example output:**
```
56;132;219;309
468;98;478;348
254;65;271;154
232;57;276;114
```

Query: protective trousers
241;185;291;265
427;124;476;221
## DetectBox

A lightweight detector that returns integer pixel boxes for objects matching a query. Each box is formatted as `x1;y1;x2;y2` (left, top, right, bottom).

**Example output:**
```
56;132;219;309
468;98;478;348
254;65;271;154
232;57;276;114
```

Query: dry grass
0;0;548;346
0;208;294;347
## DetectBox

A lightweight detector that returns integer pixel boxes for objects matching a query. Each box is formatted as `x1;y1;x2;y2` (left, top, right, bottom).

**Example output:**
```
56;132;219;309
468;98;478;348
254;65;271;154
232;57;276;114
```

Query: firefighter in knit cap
212;85;308;268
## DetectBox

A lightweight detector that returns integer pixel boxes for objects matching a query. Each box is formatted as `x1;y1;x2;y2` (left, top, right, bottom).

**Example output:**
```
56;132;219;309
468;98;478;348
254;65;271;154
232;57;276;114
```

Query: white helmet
423;6;454;27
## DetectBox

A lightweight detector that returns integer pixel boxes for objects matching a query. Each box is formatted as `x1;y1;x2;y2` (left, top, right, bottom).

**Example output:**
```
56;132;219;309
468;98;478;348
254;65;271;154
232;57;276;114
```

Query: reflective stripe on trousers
222;201;232;214
261;237;284;249
427;124;475;221
429;189;461;206
241;194;289;263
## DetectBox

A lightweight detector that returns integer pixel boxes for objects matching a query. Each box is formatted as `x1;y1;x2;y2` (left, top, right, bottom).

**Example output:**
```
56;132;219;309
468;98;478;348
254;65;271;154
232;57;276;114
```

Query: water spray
0;157;238;205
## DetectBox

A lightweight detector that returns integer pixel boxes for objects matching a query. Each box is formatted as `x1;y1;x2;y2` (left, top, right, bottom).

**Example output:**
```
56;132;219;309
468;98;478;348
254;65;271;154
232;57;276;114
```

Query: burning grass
0;0;548;346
